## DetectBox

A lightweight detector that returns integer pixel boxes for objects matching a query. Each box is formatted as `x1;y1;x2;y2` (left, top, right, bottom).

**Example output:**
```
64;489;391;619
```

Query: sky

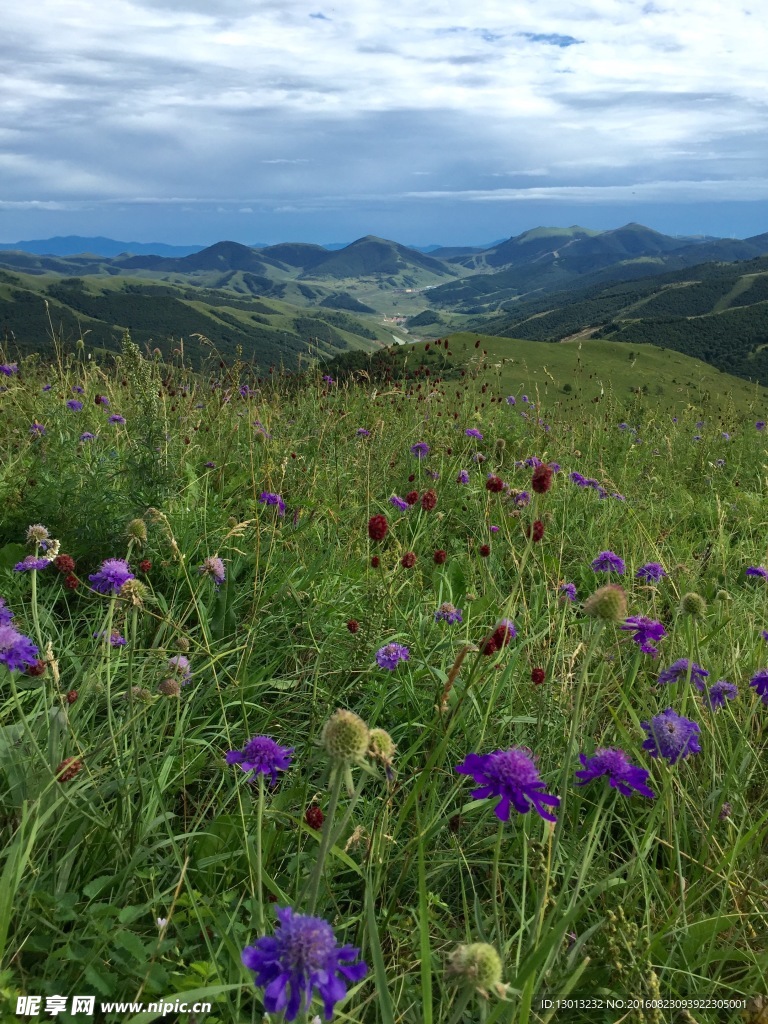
2;0;768;248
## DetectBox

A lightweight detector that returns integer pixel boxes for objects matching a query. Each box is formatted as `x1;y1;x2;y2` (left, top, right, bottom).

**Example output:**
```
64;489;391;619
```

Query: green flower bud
158;678;181;697
680;591;707;617
583;584;627;621
448;943;504;996
322;709;370;765
127;518;148;543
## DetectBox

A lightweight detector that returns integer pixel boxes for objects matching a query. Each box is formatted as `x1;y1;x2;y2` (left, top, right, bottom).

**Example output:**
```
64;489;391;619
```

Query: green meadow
0;333;767;1023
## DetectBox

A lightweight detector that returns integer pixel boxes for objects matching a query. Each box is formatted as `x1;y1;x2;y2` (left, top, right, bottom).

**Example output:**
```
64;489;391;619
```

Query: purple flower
705;680;737;710
621;616;666;657
657;658;709;691
204;460;216;468
376;643;410;670
618;422;629;430
570;472;587;486
635;562;666;583
591;550;626;574
756;421;766;431
390;495;409;510
761;630;768;642
524;456;542;467
746;566;768;580
89;558;134;595
66;399;84;411
455;747;560;823
506;396;516;405
225;736;294;786
199;556;226;587
472;452;485;464
410;442;430;459
465;428;483;439
79;432;96;442
434;602;463;625
749;669;768;705
29;422;45;436
457;470;470;484
575;748;655;799
559;583;577;602
14;556;51;572
322;375;335;385
93;630;127;647
522;395;529;403
259;492;286;516
641;708;701;764
722;432;730;440
108;414;126;425
0;623;39;672
356;428;370;437
42;384;52;391
0;598;13;627
168;654;192;685
0;363;18;376
72;386;84;394
513;490;530;507
241;905;367;1022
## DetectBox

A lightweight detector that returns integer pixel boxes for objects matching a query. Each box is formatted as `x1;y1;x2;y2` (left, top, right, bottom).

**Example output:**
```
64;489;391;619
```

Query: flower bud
448;943;504;996
583;584;627;621
680;591;707;617
322;709;370;764
127;518;147;543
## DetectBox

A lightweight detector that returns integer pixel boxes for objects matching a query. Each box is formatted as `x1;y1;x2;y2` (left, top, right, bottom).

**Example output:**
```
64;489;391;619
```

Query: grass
0;333;767;1023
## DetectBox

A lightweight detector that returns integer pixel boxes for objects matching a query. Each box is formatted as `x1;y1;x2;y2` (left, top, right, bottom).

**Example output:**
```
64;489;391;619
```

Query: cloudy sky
2;0;767;246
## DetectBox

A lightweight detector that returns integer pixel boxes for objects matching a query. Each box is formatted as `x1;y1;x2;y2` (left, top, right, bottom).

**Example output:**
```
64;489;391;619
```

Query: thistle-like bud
495;438;506;451
158;678;181;697
680;591;707;617
127;686;153;703
742;995;768;1024
368;728;396;779
715;589;731;602
26;523;50;545
447;943;505;997
322;709;370;765
583;584;628;622
119;578;150;607
127;518;148;544
176;635;191;652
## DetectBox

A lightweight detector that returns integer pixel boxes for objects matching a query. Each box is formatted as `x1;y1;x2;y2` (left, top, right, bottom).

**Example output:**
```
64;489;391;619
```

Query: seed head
126;519;147;543
448;943;504;996
158;678;181;697
583;584;628;621
322;709;370;764
56;757;83;783
680;592;707;617
119;578;150;607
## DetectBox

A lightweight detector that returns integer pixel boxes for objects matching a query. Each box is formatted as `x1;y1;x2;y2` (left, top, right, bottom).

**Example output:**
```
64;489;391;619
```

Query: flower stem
255;774;265;932
304;765;344;915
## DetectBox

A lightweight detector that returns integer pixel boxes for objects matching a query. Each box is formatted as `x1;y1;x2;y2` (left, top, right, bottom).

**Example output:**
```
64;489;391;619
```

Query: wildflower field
1;336;767;1024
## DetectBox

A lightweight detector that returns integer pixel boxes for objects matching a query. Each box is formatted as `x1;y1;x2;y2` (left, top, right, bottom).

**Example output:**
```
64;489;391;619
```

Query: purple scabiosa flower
521;395;529;403
435;602;463;625
641;708;701;764
389;495;409;510
465;428;483;439
472;452;486;464
93;630;127;647
575;748;655;799
618;422;629;430
524;456;542;467
356;428;370;437
722;432;730;440
41;383;52;391
199;556;226;587
410;442;430;459
590;550;626;574
0;363;18;376
89;558;134;594
29;422;45;436
705;679;737;710
513;490;530;507
746;566;768;580
376;643;410;670
204;460;216;468
559;582;577;603
79;432;96;442
0;623;39;672
66;399;84;411
762;630;768;642
167;655;192;685
72;385;84;394
259;492;286;516
455;747;560;823
636;562;666;582
570;471;587;486
108;414;126;424
756;421;766;431
506;395;516;405
322;375;335;385
749;669;768;705
226;736;294;786
550;463;561;473
657;658;709;691
241;905;367;1022
457;470;470;484
14;556;51;572
612;492;626;501
0;597;13;626
620;616;666;657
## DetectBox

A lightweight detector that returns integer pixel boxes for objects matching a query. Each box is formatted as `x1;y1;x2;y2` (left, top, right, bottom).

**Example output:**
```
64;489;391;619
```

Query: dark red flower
448;814;462;833
56;757;83;783
481;636;499;656
24;659;47;677
66;690;78;704
479;544;491;558
485;475;504;493
531;464;553;494
526;520;545;542
531;668;546;685
347;619;359;634
421;489;437;511
371;556;380;568
138;559;152;573
405;490;419;505
401;551;417;568
433;549;447;564
54;554;75;574
368;514;388;541
63;574;79;590
408;474;415;482
305;805;324;830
